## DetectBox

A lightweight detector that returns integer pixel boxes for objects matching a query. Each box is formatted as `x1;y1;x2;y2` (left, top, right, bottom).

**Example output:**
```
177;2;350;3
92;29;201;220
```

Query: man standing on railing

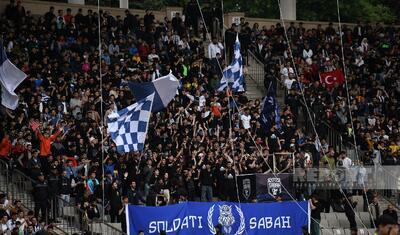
33;172;49;223
48;165;60;223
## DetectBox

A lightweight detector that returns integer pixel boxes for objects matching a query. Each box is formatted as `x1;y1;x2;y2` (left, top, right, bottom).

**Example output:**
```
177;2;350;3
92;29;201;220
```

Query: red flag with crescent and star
319;69;345;90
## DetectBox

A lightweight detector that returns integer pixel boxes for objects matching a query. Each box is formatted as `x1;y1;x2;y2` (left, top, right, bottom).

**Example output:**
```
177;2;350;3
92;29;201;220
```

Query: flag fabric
0;41;27;110
126;201;310;235
275;103;281;130
218;34;245;92
107;93;154;153
260;91;281;132
260;95;276;130
319;69;345;90
125;72;179;112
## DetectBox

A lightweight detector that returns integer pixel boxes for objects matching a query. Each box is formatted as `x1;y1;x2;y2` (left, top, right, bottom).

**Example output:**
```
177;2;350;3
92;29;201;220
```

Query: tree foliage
220;0;397;23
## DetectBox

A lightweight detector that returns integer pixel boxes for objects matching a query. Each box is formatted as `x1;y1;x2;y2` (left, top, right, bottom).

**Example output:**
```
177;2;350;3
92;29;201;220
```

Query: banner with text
127;201;309;235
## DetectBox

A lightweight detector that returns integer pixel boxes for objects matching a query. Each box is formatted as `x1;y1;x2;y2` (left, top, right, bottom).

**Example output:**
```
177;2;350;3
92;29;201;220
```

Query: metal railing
303;110;346;153
246;49;265;91
0;159;9;197
10;169;37;215
0;162;125;235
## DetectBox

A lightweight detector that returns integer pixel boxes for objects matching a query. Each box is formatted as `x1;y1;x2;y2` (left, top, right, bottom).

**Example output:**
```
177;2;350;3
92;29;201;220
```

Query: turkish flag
319;69;345;89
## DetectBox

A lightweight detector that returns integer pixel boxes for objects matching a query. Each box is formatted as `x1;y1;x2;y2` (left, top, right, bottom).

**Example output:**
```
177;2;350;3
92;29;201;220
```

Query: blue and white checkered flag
107;93;154;153
218;34;245;92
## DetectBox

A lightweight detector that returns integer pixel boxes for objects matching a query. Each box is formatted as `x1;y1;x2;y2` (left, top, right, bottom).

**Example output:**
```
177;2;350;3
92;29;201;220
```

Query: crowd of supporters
0;0;400;234
251;20;400;166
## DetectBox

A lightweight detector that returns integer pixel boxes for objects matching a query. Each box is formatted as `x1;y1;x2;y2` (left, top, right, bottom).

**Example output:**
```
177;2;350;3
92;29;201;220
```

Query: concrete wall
0;0;397;30
0;0;183;21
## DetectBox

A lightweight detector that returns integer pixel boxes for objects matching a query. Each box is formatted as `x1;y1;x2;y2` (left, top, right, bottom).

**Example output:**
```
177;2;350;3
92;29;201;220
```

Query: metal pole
221;0;227;60
5;163;9;199
272;153;276;173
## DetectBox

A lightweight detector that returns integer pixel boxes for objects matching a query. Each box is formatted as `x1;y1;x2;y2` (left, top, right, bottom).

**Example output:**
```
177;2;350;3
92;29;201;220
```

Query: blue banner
127;201;309;235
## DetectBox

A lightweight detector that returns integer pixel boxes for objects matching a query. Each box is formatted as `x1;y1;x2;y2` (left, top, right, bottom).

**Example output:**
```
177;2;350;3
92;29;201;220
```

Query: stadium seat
325;213;339;228
320;218;329;229
357;212;372;227
332;228;345;234
321;228;333;235
338;216;350;228
62;206;76;217
353;195;364;211
357;228;369;234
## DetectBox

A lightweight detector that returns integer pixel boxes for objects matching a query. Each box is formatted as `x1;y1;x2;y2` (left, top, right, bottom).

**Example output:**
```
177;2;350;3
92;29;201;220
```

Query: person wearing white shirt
0;195;10;216
198;95;206;110
302;44;313;59
148;48;160;63
108;40;120;55
178;38;191;50
358;38;369;53
240;109;251;129
355;161;366;187
0;215;9;234
6;213;17;231
171;33;180;45
280;62;294;79
284;76;296;90
340;152;352;169
208;38;224;59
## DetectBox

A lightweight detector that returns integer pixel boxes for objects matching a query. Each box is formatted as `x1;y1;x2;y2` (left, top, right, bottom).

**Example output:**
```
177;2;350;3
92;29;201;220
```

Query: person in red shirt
0;134;12;158
36;126;63;157
34;124;64;174
64;8;73;24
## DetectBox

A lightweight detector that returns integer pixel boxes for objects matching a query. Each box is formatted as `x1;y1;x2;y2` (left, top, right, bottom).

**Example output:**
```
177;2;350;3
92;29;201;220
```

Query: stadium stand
0;0;400;234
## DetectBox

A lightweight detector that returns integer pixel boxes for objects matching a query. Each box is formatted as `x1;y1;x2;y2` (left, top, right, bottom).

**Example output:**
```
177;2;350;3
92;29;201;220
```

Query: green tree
130;0;166;10
220;0;396;23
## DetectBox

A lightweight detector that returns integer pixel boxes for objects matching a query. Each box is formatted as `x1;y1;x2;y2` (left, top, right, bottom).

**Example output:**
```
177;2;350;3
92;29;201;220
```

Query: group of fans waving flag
107;33;246;153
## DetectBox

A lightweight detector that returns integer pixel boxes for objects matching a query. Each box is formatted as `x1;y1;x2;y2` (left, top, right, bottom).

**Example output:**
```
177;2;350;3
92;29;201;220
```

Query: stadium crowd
0;0;399;234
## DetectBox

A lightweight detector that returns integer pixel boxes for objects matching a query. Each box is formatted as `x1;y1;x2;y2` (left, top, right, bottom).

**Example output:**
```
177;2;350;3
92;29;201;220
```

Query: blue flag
275;103;281;130
126;201;309;235
107;93;154;153
260;95;276;131
125;73;179;112
218;34;245;92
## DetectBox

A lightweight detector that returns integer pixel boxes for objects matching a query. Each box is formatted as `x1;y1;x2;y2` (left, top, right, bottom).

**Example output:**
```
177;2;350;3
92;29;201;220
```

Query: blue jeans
201;185;213;202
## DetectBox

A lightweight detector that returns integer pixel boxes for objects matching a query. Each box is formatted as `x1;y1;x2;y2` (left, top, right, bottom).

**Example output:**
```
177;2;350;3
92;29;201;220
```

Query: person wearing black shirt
43;6;55;29
310;194;323;235
74;8;84;27
383;204;398;225
224;162;237;202
33;173;49;222
119;196;129;233
126;181;142;205
143;10;155;30
109;182;122;223
200;164;214;202
344;194;358;230
185;0;200;36
59;170;71;202
225;24;237;61
172;13;183;33
47;166;60;222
